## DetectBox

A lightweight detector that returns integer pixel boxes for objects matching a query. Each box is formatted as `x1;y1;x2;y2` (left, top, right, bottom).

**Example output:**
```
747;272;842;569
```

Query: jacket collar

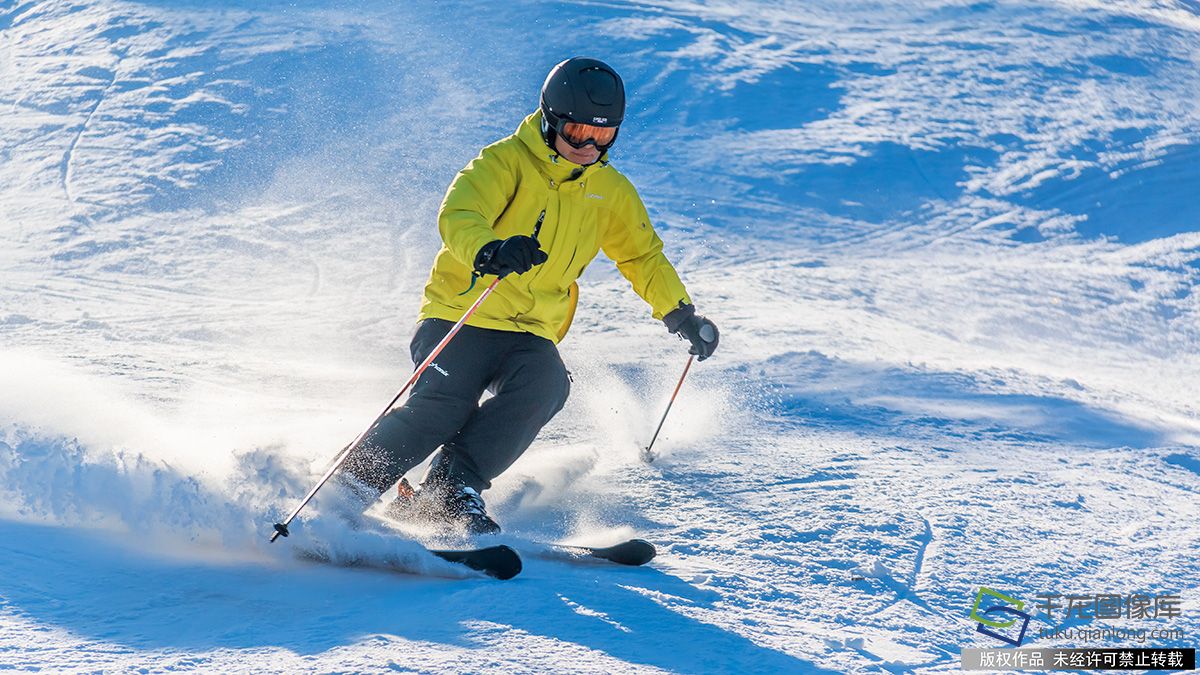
517;110;609;185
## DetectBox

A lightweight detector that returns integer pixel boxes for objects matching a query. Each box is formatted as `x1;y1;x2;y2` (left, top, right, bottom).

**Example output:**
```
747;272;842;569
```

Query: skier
332;57;719;535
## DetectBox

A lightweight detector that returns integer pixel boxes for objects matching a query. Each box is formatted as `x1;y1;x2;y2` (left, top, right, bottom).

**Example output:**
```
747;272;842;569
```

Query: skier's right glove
663;302;719;361
474;235;549;277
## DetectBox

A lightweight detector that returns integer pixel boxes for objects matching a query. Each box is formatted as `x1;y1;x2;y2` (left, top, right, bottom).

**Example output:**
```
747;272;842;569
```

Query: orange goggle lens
561;121;618;147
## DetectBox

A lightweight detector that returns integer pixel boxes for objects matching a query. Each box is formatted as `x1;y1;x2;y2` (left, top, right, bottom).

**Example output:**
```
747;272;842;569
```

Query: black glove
474;236;549;277
663;302;719;361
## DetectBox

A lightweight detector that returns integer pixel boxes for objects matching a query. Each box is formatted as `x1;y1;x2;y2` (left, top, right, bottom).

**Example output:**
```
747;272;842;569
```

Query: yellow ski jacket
418;111;692;343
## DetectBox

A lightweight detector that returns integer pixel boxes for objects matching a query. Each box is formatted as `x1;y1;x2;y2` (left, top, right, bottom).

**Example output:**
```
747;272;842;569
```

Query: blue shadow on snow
744;351;1166;449
0;518;831;673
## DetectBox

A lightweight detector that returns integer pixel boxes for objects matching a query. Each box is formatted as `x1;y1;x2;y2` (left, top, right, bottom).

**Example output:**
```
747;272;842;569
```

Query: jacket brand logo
430;362;450;377
587;193;604;200
593;116;608;123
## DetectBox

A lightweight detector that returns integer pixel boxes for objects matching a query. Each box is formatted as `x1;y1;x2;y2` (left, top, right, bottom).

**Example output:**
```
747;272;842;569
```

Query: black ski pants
342;318;571;497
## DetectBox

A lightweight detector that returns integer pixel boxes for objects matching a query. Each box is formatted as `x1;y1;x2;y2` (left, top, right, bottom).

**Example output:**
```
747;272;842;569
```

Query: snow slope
1;0;1198;672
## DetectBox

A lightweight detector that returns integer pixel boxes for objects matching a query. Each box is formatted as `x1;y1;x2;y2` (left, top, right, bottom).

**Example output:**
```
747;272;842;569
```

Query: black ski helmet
539;57;625;149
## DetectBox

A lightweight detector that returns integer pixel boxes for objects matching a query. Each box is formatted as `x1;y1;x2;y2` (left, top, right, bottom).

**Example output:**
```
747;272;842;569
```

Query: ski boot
383;477;501;536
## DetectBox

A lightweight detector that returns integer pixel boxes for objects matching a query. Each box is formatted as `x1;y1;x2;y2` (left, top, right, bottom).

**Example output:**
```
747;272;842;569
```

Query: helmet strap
539;110;559;149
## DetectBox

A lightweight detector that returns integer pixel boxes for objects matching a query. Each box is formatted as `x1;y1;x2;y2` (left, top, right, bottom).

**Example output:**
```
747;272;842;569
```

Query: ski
295;543;522;580
531;538;657;566
365;497;654;568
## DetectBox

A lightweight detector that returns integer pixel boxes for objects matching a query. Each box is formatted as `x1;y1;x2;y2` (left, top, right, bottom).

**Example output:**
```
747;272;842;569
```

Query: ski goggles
557;120;620;150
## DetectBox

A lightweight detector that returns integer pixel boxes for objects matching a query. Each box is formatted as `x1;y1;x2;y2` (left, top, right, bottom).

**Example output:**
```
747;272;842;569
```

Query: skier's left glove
663;302;719;361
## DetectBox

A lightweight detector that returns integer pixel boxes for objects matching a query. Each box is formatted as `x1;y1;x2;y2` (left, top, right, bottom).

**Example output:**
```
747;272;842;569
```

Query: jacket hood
517;110;610;183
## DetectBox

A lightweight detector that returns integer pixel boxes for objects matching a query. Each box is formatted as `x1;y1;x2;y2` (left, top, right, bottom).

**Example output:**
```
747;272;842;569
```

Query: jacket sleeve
600;185;692;321
437;144;519;267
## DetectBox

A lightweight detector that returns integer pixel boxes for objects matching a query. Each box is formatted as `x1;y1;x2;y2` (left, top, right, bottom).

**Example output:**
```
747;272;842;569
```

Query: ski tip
594;539;657;566
433;544;522;580
486;544;523;580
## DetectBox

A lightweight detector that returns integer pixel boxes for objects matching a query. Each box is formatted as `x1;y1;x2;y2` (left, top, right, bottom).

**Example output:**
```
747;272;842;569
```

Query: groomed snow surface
2;0;1198;672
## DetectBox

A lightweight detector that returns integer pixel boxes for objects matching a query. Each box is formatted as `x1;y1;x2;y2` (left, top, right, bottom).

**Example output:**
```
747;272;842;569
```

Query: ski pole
270;275;505;542
642;354;694;463
272;213;545;542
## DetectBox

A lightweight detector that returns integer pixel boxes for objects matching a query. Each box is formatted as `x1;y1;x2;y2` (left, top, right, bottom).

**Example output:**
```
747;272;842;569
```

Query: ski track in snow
1;0;1198;672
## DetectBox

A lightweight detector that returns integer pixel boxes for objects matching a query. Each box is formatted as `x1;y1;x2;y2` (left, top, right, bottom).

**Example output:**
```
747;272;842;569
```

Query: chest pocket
492;178;551;240
564;187;609;284
565;204;601;280
533;185;602;290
